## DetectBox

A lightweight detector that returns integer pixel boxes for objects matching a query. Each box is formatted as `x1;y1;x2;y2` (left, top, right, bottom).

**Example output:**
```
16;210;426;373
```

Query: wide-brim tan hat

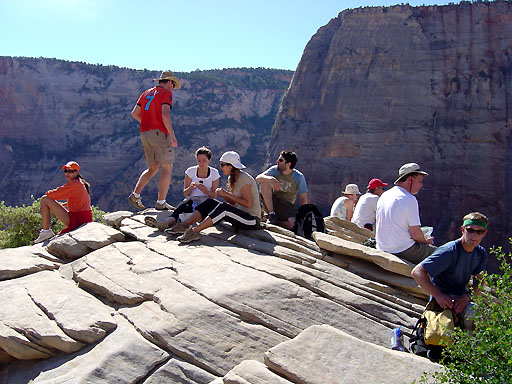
394;162;429;184
342;184;361;195
153;71;181;89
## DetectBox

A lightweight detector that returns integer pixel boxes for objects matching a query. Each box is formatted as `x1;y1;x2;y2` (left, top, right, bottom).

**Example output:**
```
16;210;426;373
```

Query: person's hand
196;183;207;193
425;236;434;244
215;188;226;197
170;137;178;148
434;292;453;310
272;178;281;191
190;182;198;189
453;294;470;315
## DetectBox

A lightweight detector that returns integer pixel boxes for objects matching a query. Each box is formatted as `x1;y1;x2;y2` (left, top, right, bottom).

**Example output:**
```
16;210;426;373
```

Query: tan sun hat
394;162;429;184
342;184;361;195
153;71;181;89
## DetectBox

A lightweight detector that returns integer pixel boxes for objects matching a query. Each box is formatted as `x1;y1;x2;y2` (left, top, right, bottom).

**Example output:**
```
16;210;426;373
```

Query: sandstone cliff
268;1;512;253
0;213;440;383
0;58;291;212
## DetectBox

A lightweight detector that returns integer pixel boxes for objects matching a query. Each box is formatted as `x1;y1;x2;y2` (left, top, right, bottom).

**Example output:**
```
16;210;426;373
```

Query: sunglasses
220;162;231;168
63;169;77;173
465;227;486;235
278;158;285;163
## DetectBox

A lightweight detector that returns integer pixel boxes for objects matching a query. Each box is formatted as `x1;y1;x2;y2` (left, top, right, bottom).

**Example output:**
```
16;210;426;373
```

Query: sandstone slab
314;231;414;277
148;239;392;347
102;210;133;228
0;245;62;281
222;360;293;384
1;315;168;384
45;222;125;260
145;356;218;384
120;284;287;377
264;324;441;384
69;241;177;305
0;270;117;361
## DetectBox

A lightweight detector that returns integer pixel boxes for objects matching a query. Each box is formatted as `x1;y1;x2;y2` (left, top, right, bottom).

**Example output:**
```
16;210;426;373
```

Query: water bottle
391;326;405;351
191;200;198;211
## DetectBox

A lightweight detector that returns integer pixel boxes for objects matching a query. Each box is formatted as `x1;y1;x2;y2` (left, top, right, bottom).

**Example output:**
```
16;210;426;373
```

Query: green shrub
0;197;107;249
421;240;512;383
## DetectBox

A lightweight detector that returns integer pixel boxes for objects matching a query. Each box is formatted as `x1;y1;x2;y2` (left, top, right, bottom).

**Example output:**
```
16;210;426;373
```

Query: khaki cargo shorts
140;129;175;166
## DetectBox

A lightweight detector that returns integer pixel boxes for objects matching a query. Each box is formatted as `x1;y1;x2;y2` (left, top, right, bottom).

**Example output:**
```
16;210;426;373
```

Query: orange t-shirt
46;179;91;212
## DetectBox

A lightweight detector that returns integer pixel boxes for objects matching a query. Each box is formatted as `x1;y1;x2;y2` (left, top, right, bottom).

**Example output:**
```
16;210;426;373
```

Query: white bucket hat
394;163;429;184
219;151;246;169
342;184;361;195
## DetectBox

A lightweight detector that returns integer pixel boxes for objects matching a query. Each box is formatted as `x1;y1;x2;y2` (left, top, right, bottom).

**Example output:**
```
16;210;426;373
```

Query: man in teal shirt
411;212;488;330
256;151;308;229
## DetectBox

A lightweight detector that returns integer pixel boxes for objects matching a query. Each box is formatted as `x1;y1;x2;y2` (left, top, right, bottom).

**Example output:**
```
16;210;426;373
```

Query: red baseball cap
62;161;80;171
368;178;388;189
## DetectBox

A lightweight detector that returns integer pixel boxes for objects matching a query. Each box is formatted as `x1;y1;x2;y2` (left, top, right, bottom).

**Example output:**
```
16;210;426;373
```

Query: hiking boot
34;229;55;244
155;201;173;210
177;227;200;243
165;222;189;235
144;216;171;230
128;193;145;210
267;212;278;225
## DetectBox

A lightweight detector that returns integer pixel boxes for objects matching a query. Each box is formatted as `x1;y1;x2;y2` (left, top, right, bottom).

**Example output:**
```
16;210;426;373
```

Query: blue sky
1;0;452;72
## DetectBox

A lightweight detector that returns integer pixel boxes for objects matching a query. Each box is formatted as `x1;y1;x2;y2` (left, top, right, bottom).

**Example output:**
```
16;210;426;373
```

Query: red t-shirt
136;86;173;134
46;179;91;212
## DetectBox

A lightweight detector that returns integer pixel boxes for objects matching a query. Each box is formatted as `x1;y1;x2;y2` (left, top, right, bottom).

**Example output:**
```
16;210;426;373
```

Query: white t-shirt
351;193;379;228
185;166;220;204
375;186;421;254
330;196;349;220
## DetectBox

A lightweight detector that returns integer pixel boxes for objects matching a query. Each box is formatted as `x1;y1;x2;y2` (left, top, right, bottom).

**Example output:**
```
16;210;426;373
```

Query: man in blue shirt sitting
411;212;489;330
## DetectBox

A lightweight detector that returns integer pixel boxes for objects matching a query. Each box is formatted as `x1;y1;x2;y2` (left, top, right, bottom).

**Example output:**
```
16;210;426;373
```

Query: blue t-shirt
421;239;487;296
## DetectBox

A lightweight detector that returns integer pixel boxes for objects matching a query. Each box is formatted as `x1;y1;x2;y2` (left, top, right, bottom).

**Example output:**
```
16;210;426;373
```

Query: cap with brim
342;184;361;195
220;151;246;169
394;163;428;184
153;71;181;89
62;161;79;171
368;178;388;189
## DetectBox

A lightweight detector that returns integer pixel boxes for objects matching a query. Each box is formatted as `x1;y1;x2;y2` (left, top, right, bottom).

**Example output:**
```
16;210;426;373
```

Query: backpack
293;204;325;240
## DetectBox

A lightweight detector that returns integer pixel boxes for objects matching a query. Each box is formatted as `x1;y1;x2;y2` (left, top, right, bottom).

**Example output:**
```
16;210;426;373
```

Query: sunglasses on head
64;169;77;173
220;162;231;168
465;227;486;235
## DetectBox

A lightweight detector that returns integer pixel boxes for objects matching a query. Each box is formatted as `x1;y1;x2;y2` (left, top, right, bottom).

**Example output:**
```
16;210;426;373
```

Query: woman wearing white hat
330;183;361;221
169;151;261;243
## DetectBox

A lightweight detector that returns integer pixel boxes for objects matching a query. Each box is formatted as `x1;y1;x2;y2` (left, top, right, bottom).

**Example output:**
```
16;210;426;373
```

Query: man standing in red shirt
128;71;180;210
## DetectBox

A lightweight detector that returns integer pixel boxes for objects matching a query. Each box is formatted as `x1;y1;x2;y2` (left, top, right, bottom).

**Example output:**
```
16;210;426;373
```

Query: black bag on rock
293;204;325;240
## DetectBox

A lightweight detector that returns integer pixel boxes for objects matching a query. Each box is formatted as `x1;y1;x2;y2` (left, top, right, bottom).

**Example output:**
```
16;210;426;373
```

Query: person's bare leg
259;182;274;213
157;163;173;201
40;195;70;229
181;210;203;226
134;164;160;194
193;217;213;233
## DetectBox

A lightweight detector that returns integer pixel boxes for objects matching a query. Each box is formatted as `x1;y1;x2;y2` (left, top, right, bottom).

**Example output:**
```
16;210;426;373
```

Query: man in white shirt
375;163;436;264
352;178;388;231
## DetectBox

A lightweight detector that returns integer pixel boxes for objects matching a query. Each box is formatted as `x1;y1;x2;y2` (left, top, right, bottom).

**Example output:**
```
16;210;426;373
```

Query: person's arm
196;177;219;199
299;192;308;206
256;172;280;191
411;264;453;309
183;174;195;197
216;184;252;208
131;104;141;123
409;225;434;244
345;200;355;221
161;104;177;147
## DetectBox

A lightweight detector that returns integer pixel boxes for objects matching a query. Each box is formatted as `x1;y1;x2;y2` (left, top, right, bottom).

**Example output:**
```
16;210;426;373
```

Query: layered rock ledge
0;212;439;383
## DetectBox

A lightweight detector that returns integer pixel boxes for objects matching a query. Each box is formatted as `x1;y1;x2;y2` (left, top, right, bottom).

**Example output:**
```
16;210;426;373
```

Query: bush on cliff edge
420;241;512;383
0;197;107;249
